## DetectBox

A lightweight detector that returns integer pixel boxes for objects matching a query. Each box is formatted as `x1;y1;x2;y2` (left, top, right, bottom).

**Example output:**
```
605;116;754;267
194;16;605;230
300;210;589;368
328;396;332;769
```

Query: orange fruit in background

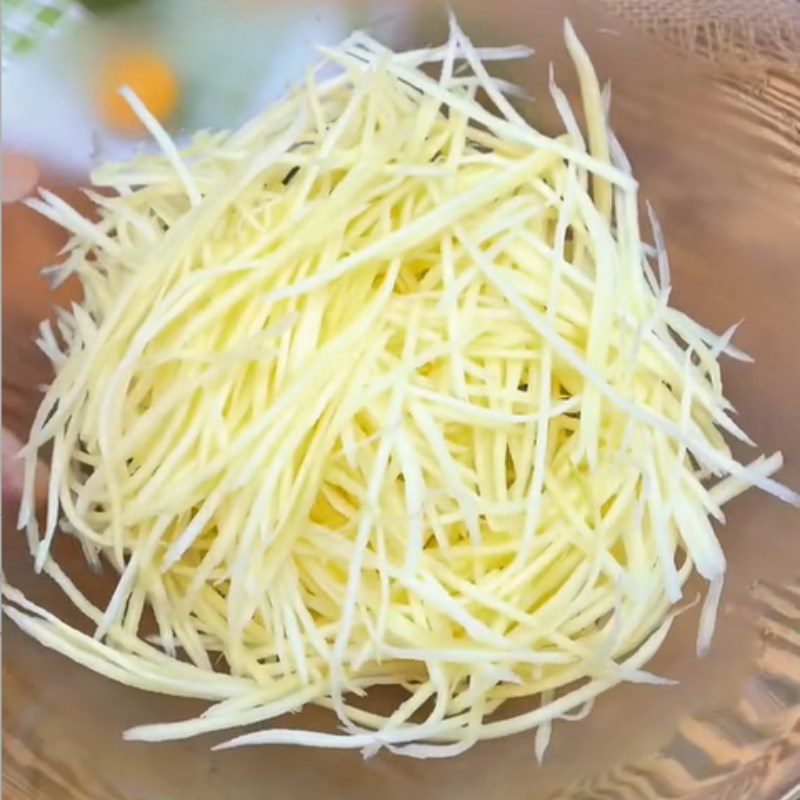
95;51;178;136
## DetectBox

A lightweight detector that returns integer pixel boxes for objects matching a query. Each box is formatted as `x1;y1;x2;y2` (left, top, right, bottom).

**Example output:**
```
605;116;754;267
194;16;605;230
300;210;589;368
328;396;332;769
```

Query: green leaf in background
2;0;78;63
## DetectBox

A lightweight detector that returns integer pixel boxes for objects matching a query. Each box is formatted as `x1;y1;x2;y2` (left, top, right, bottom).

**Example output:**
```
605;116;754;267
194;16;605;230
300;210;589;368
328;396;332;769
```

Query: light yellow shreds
5;15;797;759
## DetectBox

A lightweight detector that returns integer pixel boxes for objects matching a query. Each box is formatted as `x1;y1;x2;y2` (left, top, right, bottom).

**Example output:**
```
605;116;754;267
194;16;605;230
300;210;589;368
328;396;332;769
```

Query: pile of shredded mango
5;17;798;758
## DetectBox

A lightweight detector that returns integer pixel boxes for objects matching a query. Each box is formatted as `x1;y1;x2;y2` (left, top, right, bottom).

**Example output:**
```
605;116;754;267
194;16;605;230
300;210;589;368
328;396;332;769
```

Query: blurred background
2;0;410;180
3;0;799;186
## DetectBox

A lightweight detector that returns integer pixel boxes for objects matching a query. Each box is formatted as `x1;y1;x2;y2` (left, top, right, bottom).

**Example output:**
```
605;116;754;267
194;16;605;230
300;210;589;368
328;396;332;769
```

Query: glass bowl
3;1;800;797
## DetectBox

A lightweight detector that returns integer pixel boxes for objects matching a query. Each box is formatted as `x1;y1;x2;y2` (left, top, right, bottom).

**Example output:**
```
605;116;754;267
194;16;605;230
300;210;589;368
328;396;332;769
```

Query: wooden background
3;1;800;798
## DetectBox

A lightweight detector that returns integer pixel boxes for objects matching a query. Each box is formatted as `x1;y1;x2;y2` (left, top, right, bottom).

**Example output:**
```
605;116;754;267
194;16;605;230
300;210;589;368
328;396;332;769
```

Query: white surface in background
2;54;122;177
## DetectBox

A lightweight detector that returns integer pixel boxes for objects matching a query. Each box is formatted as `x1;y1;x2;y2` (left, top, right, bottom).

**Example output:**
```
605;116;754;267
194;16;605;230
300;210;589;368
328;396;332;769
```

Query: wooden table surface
3;1;800;798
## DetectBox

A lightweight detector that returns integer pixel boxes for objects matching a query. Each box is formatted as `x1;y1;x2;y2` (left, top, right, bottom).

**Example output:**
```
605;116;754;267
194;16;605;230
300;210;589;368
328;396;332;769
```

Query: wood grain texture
3;1;800;798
